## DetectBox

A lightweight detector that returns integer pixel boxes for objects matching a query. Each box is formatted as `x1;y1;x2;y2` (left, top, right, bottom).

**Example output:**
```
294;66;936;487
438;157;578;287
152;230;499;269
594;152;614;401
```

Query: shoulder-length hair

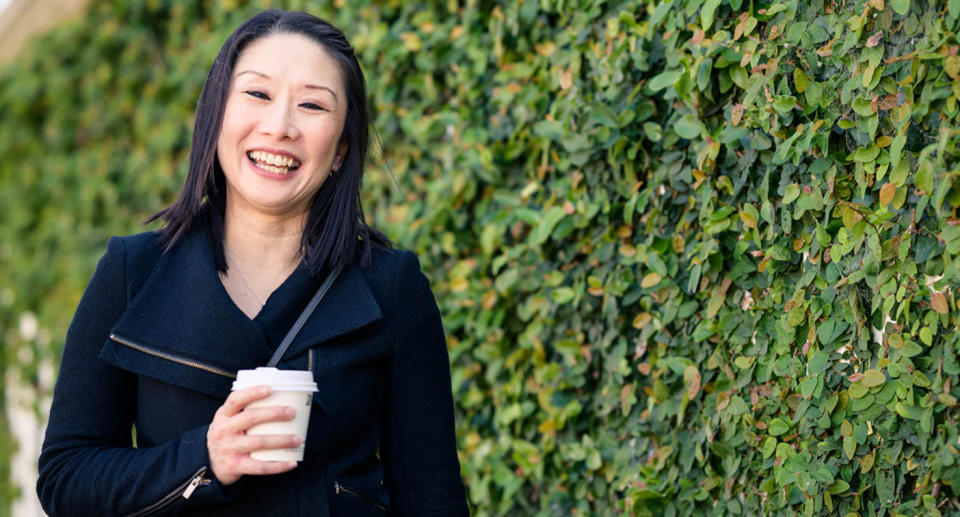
150;10;389;273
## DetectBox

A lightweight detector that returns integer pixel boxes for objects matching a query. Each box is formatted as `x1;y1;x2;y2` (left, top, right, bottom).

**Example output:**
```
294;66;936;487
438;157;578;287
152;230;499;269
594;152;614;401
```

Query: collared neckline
100;225;383;398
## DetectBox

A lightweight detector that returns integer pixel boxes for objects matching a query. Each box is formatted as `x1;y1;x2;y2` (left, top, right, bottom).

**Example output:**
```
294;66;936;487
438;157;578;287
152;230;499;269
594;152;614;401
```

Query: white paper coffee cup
232;367;318;462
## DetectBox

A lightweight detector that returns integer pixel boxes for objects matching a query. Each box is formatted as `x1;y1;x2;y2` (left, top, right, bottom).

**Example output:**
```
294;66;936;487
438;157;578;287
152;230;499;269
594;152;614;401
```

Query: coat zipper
110;333;236;379
335;481;387;513
125;467;211;517
308;348;313;372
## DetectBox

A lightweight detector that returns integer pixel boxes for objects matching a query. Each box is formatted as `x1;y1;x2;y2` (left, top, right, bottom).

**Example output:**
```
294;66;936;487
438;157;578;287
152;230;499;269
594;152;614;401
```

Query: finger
218;386;271;417
226;406;296;434
228;434;301;455
233;457;299;477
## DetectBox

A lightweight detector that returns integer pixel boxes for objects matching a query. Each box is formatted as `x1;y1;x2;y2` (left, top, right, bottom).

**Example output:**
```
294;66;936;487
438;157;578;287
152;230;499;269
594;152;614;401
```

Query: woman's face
217;32;348;220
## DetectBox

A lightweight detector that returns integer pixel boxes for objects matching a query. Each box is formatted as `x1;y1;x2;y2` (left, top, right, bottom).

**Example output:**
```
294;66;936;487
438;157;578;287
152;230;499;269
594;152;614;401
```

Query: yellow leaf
861;369;886;388
672;235;686;253
793;68;808;93
482;290;498;310
399;32;423;52
641;273;662;288
876;135;893;147
450;277;469;292
633;312;652;329
946;56;960;80
739;209;757;229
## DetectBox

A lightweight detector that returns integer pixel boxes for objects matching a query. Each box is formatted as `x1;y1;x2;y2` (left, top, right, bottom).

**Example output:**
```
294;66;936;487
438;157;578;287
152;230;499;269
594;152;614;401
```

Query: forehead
234;32;344;92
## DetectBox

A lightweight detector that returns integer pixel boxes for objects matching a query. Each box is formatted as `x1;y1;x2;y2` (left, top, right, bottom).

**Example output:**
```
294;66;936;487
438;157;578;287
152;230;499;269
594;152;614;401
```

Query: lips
246;150;301;175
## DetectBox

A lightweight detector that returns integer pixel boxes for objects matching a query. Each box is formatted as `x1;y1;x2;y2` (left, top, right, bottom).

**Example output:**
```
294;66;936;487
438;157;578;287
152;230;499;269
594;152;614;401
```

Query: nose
259;100;299;140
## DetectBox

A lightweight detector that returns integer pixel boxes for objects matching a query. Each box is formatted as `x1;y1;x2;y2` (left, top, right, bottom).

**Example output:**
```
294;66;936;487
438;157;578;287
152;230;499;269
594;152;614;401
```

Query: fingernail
288;461;298;468
292;436;301;445
259;386;270;395
285;407;296;416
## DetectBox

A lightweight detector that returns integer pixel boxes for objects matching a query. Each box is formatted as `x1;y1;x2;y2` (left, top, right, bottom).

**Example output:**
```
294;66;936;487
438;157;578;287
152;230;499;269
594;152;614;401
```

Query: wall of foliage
2;0;959;515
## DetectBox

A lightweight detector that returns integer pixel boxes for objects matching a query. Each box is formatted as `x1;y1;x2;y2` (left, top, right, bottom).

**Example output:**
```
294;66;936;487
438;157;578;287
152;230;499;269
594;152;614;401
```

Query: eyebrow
235;70;339;103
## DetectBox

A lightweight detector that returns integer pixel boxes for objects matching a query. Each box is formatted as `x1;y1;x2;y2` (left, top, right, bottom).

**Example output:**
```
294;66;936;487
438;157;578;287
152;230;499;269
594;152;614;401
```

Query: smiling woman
218;33;348;226
35;10;469;517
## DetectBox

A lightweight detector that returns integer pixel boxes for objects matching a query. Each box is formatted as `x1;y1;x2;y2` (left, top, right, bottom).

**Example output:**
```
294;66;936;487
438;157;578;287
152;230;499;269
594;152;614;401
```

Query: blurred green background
3;0;960;515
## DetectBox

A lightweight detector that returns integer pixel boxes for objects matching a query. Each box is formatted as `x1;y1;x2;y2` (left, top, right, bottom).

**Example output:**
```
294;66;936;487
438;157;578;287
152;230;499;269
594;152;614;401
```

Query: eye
244;90;270;100
300;102;326;111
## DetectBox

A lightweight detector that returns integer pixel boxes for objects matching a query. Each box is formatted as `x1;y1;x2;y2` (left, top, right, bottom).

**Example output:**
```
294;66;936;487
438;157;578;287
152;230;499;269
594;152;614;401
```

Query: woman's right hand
207;385;300;485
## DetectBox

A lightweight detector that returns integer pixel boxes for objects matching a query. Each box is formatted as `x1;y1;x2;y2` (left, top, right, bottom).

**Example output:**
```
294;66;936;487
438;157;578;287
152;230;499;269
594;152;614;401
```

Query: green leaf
589;103;621;128
793;69;808;93
916;158;934;192
900;340;923;357
829;479;851;495
673;114;702;139
643;122;662;142
849;146;880;162
649;70;681;91
891;0;910;15
551;287;576;304
701;0;722;30
808;352;830;375
763;437;777;458
768;418;791;436
784;184;801;204
528;207;566;246
853;97;874;117
843;436;856;459
772;96;797;114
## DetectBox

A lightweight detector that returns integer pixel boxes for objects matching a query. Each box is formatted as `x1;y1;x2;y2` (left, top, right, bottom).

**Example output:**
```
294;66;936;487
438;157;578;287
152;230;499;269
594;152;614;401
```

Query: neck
222;200;305;274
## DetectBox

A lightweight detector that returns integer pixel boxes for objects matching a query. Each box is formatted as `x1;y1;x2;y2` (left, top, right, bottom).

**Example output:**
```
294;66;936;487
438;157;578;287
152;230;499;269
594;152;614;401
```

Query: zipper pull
334;481;341;494
182;473;206;499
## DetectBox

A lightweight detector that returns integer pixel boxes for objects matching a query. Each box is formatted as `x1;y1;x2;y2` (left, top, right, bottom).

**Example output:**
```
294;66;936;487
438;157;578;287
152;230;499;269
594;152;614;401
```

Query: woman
37;10;468;516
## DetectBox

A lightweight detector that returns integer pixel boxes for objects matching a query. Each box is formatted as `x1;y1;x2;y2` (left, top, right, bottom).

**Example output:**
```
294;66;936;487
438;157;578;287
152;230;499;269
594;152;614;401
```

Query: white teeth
247;150;300;170
259;163;293;175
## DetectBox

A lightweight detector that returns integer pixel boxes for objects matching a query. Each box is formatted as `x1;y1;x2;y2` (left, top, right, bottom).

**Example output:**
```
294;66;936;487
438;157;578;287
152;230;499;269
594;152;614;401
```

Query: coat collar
100;226;382;397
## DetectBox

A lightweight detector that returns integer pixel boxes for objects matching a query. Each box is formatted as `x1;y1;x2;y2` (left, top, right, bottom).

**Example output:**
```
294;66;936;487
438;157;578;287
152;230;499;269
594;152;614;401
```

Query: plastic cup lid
232;367;318;392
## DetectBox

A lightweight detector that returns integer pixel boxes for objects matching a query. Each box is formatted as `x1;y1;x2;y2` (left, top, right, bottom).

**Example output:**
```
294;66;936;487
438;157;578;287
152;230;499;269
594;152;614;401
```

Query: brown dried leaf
866;31;884;48
879;94;899;110
817;38;836;57
931;292;949;314
879;183;896;205
732;103;745;126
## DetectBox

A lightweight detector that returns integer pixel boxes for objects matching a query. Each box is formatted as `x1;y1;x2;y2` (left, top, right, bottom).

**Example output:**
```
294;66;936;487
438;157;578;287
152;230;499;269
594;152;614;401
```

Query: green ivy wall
2;0;959;515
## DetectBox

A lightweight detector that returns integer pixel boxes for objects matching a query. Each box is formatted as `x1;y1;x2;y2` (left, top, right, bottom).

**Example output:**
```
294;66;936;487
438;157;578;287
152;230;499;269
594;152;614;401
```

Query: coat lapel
97;226;383;399
272;263;383;363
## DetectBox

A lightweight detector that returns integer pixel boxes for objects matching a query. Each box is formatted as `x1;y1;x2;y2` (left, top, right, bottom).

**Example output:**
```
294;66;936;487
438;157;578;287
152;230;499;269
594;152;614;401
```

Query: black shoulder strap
267;263;345;367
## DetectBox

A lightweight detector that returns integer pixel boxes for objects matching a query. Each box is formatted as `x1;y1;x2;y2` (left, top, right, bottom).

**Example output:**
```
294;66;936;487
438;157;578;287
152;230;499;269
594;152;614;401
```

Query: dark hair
149;10;389;273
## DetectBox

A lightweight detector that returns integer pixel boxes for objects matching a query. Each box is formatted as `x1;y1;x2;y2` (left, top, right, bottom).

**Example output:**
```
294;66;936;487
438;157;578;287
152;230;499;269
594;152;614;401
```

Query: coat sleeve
380;251;469;516
37;237;233;516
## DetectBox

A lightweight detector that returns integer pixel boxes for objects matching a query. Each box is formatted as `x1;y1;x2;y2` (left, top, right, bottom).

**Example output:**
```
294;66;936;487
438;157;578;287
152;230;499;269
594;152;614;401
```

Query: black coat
37;227;468;516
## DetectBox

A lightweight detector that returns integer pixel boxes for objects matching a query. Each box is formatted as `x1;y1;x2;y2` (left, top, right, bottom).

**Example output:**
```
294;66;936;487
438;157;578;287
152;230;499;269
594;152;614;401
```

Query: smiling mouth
247;150;301;175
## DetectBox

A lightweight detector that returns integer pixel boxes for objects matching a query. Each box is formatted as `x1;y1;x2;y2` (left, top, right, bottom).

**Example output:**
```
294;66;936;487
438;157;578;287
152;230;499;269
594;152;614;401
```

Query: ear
333;140;349;171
